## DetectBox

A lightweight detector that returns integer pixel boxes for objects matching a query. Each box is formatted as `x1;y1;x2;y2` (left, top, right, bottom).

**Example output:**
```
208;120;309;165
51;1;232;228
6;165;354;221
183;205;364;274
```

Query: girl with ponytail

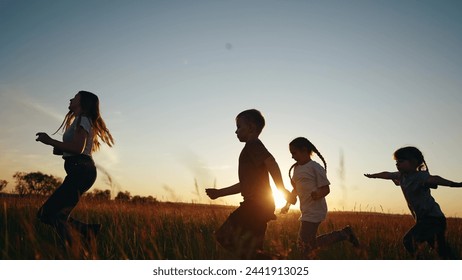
365;146;461;259
288;137;359;259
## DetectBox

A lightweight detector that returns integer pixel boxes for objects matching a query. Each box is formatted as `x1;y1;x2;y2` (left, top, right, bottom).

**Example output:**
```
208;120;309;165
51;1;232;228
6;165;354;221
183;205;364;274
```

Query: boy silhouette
206;109;295;259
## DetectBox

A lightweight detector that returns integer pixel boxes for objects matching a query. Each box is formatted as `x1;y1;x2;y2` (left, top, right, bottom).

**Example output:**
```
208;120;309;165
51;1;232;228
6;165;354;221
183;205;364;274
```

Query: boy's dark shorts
215;201;276;257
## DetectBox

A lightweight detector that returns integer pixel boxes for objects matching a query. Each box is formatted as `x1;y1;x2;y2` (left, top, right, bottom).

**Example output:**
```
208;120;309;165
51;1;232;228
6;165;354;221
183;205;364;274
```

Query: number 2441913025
245;266;309;276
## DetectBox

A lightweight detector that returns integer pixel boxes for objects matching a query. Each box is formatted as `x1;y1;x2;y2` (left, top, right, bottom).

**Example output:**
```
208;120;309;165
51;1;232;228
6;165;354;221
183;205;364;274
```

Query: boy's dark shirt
238;139;275;212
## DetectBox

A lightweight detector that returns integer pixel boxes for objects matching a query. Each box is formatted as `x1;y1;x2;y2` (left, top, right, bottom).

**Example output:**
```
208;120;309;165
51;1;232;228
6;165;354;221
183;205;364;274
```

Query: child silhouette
365;146;460;259
36;91;114;246
206;109;295;259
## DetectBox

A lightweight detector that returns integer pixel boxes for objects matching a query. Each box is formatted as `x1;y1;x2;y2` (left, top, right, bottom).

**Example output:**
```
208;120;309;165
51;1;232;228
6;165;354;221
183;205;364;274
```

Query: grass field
1;196;461;260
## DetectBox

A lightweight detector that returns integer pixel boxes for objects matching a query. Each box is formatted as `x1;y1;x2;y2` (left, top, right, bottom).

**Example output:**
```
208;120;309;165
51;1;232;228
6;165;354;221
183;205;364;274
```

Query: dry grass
1;196;460;260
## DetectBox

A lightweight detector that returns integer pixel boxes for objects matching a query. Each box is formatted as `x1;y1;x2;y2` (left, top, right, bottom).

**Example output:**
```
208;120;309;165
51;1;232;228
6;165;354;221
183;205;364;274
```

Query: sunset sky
1;0;462;216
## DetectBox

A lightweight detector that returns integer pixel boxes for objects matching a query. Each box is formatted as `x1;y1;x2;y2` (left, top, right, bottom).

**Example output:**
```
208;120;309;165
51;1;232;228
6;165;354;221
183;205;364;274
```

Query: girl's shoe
343;226;360;247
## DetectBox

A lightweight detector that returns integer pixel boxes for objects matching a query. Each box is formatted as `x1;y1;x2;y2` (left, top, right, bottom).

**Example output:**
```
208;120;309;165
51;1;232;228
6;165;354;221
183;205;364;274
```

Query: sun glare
272;188;291;209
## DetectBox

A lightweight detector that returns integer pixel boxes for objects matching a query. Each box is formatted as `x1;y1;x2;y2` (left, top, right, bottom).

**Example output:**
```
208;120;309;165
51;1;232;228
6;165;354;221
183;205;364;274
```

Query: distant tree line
13;172;62;196
0;171;157;204
0;179;8;192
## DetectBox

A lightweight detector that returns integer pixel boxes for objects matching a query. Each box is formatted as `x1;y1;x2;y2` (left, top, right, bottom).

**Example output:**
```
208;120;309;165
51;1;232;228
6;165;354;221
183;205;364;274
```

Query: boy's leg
215;204;271;259
241;223;267;259
215;216;239;252
215;217;261;259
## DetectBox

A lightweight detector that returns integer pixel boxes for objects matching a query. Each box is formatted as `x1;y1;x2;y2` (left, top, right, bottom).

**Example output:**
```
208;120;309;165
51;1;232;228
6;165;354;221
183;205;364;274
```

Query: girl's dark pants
403;216;454;259
298;221;348;257
37;155;97;243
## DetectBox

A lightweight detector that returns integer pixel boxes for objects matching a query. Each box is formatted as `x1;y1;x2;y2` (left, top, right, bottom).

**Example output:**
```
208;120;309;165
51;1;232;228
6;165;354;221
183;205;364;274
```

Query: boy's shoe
343;226;360;247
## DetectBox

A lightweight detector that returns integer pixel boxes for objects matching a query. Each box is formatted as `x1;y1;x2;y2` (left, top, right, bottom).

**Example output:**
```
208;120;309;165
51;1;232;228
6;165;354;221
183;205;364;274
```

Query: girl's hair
236;109;265;133
393;146;429;171
55;90;114;152
289;137;327;171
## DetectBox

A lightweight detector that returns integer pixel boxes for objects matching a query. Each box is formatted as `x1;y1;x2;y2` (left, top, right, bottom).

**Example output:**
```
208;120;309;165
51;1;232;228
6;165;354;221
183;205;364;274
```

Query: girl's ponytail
313;146;327;172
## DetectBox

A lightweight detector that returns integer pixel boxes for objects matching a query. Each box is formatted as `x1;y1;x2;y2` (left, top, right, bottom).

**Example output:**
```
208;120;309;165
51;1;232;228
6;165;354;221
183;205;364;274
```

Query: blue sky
1;0;462;216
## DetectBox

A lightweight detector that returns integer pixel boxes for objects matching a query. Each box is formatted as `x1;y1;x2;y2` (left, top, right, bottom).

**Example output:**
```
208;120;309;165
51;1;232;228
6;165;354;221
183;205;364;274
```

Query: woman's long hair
55;90;114;152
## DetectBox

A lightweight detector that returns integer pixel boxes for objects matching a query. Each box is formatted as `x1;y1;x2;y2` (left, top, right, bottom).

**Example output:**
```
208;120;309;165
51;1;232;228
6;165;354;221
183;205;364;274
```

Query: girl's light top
62;116;93;158
293;160;330;223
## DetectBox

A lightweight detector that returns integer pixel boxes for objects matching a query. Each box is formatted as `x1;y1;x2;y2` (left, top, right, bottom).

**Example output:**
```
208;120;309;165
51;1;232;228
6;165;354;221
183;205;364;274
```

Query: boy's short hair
236;109;265;134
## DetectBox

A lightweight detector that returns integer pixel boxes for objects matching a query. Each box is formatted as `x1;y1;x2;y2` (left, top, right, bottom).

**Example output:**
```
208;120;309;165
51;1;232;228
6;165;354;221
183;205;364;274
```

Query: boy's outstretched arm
206;183;241;199
426;175;462;188
264;156;296;204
